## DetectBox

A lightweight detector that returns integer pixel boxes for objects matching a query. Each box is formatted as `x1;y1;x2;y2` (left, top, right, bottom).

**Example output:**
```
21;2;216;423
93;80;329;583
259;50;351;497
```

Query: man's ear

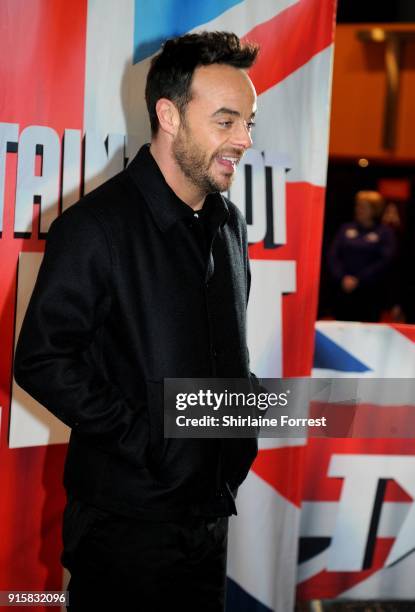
155;98;180;137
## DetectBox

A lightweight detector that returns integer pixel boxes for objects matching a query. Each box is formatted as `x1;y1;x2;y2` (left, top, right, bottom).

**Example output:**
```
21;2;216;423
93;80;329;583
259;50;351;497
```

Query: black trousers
62;499;228;612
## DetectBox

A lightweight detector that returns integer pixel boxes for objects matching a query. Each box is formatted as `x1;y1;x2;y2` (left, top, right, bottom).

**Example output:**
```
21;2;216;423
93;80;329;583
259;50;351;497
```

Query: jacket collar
127;144;229;232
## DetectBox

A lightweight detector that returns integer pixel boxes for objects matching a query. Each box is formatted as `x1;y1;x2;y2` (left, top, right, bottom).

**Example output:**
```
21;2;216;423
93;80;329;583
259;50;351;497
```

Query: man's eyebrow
212;107;241;117
211;107;257;118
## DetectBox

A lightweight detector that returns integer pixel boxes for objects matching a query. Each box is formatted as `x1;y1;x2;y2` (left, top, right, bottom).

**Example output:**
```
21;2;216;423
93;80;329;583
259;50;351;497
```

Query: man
328;190;395;322
14;31;259;611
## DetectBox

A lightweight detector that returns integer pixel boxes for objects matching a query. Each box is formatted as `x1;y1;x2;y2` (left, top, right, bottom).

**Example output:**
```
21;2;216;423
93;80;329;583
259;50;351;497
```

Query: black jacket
14;145;258;520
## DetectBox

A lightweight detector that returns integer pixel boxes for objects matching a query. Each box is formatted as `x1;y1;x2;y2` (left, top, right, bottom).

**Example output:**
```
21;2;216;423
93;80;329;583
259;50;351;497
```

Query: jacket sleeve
327;225;346;283
13;204;150;468
356;227;396;287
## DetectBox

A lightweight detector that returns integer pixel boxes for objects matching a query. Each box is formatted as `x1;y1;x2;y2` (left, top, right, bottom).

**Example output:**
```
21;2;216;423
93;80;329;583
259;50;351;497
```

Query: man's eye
247;121;256;130
219;121;233;127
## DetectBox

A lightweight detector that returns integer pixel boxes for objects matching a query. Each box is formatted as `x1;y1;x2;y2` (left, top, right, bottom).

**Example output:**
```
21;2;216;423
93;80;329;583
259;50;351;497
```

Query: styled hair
145;31;259;135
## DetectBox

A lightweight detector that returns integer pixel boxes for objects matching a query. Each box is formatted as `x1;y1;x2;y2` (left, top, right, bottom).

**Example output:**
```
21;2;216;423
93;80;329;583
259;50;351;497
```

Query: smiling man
14;32;259;611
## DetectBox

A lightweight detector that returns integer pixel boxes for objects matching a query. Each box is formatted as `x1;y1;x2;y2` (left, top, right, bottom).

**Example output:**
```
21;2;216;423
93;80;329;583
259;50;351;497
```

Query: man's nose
232;121;253;150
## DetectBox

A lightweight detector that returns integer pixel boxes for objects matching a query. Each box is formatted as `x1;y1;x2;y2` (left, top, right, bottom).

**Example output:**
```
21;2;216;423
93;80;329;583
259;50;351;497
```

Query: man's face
355;199;374;226
172;63;257;194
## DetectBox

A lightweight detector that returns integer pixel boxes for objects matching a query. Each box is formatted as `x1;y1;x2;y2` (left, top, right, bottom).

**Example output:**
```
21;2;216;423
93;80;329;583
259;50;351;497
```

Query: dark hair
145;31;259;135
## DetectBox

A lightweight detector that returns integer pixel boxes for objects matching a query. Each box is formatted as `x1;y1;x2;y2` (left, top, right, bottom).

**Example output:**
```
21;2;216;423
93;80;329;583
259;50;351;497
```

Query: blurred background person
327;190;396;322
381;201;406;321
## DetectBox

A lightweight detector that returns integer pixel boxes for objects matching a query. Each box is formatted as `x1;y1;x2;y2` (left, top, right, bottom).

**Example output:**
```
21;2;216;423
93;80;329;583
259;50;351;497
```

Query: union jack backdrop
298;321;415;603
0;1;336;610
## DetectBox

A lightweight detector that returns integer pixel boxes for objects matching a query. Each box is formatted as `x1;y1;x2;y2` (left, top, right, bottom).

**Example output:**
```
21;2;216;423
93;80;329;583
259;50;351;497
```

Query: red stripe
391;323;415;344
249;182;326;377
252;446;306;507
243;0;336;95
309;401;415;438
0;0;87;129
0;0;88;593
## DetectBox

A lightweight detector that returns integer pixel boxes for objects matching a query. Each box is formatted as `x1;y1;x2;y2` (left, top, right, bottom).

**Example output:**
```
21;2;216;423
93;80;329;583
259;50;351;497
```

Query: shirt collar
127;144;229;232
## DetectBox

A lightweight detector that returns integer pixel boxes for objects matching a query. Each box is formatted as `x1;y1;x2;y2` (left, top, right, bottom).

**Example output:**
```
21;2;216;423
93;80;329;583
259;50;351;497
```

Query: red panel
249;182;326;376
391;323;415;344
0;0;88;604
244;0;336;95
0;0;87;129
378;178;411;201
252;446;306;507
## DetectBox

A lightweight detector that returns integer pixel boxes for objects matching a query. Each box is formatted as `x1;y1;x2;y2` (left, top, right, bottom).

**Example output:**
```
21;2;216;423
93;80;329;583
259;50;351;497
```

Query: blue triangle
313;330;371;372
226;577;273;612
133;0;244;63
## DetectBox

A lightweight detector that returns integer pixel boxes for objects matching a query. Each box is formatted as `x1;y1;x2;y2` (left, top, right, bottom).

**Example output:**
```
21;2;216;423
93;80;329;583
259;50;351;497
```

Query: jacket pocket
145;381;220;493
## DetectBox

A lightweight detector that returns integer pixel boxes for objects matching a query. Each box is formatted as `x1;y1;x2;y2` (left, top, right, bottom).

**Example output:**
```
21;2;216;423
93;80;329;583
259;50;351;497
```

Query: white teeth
221;156;238;163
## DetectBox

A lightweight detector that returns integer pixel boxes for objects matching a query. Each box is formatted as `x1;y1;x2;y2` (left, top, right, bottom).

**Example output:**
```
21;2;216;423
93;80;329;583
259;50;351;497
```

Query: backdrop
297;321;415;603
0;1;336;610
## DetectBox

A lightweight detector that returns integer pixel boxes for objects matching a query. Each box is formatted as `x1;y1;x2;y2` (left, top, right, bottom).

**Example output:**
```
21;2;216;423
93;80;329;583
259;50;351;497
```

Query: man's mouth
216;155;240;171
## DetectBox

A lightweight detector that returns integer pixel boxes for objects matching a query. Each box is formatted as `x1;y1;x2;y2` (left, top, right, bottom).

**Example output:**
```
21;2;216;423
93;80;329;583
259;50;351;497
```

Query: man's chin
211;173;234;193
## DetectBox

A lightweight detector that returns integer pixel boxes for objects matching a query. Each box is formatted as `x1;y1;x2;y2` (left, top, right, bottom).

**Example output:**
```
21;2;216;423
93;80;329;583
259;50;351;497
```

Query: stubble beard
172;125;233;195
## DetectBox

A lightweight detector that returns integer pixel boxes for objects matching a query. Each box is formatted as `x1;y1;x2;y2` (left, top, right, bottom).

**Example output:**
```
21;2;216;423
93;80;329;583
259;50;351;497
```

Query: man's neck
149;141;205;211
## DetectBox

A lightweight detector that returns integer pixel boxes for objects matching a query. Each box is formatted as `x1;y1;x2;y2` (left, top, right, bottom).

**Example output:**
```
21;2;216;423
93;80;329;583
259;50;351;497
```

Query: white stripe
84;0;143;145
248;260;296;377
191;0;299;37
337;552;415;599
300;501;411;539
10;253;70;448
297;549;328;584
228;470;300;611
254;46;334;187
